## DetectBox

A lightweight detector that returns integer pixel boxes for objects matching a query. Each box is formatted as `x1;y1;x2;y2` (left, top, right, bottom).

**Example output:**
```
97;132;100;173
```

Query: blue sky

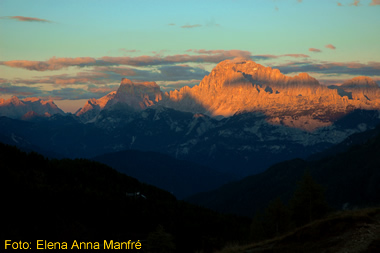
1;0;379;112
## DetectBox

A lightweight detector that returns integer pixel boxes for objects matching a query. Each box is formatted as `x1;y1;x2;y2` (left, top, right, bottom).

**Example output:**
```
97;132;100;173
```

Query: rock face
340;76;380;101
0;96;64;119
162;60;347;130
76;78;162;121
76;91;117;122
115;78;162;109
162;60;380;130
76;60;380;131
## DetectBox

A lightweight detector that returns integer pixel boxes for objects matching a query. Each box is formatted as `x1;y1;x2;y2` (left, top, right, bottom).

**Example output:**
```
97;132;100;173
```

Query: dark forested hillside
1;143;249;253
93;149;233;199
187;129;380;217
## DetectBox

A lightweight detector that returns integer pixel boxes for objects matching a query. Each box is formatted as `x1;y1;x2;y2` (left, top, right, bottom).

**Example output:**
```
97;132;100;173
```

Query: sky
0;0;379;112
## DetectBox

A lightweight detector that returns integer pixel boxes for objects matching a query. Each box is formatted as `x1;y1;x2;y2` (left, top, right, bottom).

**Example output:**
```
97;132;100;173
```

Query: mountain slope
220;208;380;253
1;108;380;177
186;126;380;217
93;149;233;199
1;142;249;252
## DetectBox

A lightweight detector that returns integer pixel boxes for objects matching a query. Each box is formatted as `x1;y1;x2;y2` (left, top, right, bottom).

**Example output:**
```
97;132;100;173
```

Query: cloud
0;81;120;100
101;50;253;66
1;50;256;72
309;48;322;53
350;0;360;6
168;23;176;26
13;71;111;86
370;0;380;5
95;65;209;82
325;44;336;50
252;54;309;61
181;24;202;29
0;82;45;97
118;49;140;54
337;2;343;6
93;66;137;76
282;54;309;58
275;6;279;11
2;16;52;23
297;0;303;2
2;57;98;71
0;78;8;83
274;60;380;76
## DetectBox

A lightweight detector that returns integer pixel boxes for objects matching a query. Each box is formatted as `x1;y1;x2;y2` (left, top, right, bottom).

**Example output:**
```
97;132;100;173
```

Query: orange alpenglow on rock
75;60;380;131
0;96;64;119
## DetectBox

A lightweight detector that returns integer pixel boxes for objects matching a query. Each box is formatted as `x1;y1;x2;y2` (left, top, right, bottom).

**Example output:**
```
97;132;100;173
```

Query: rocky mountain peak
0;96;64;119
115;79;162;109
341;76;378;88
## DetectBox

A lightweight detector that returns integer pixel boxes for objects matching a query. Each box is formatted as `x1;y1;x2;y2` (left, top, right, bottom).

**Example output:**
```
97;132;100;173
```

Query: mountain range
186;122;380;218
1;59;380;197
0;96;64;119
75;59;380;131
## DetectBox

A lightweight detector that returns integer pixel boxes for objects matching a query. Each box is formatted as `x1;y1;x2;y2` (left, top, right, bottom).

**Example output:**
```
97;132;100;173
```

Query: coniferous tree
290;170;329;227
250;198;291;241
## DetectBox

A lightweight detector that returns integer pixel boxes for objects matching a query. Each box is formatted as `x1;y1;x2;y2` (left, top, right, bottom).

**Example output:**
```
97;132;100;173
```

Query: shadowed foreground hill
187;126;380;217
218;208;380;253
93;149;233;199
1;142;249;253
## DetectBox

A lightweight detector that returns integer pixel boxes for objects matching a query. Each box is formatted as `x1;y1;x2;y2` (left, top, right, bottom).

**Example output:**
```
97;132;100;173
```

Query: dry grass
215;208;380;253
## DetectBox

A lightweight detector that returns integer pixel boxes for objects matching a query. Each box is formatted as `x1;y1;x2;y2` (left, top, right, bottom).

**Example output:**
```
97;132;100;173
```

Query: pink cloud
4;16;52;22
1;51;253;71
350;0;360;6
2;57;97;71
370;0;380;5
181;24;202;29
0;78;8;83
13;71;110;86
309;48;322;53
337;2;343;6
283;54;309;58
325;44;336;50
87;85;118;94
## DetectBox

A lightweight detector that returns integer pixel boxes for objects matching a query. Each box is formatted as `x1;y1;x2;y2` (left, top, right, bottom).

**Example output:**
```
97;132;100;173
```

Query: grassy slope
217;208;380;253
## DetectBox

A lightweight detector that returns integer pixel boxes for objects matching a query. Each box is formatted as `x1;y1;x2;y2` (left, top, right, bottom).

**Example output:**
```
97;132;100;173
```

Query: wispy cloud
309;48;322;53
181;24;202;29
274;60;380;76
370;0;380;5
1;16;52;23
2;57;97;71
337;2;343;6
325;44;336;50
252;54;309;60
1;50;254;71
350;0;360;6
118;49;140;54
168;23;176;26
